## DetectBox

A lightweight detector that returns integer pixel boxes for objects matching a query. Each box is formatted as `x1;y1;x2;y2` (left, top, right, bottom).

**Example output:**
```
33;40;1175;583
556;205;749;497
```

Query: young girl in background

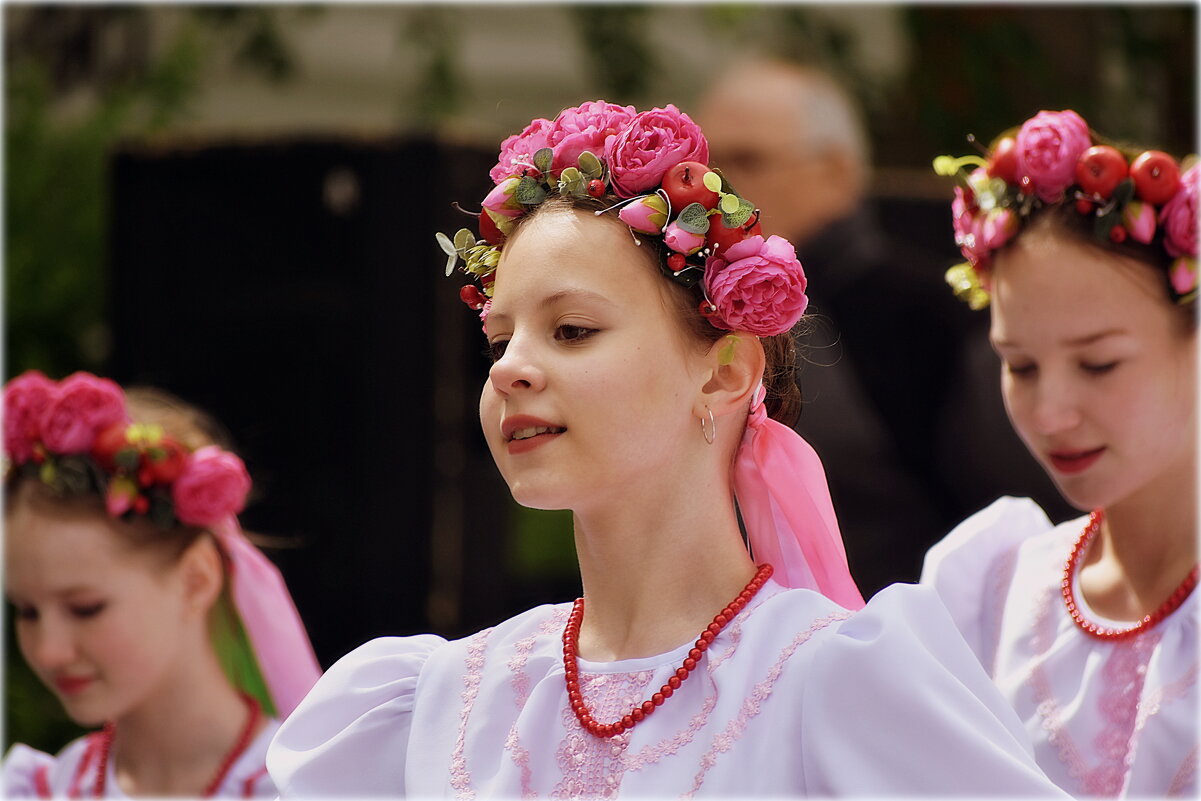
924;109;1197;796
3;372;321;797
268;99;1067;796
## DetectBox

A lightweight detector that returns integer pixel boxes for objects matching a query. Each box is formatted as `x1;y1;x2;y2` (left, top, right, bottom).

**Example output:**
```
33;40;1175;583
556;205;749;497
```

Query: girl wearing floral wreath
922;110;1197;796
2;374;321;797
268;100;1067;797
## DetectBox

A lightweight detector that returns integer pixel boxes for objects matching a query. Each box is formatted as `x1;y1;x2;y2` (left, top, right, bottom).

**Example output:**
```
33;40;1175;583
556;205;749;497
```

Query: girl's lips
506;429;564;455
54;675;95;695
501;414;566;455
1048;447;1106;475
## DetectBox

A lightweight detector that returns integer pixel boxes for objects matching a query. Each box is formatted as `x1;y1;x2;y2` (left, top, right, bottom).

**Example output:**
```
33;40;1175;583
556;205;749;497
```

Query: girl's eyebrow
488;287;616;326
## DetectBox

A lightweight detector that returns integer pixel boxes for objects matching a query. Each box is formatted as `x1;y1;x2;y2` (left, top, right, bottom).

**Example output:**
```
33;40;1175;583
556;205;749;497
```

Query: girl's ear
178;535;225;618
695;332;765;419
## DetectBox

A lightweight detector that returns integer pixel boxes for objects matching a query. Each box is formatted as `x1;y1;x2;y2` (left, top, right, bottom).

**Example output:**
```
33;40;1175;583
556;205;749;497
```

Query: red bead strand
93;693;261;797
1062;509;1199;641
564;563;773;739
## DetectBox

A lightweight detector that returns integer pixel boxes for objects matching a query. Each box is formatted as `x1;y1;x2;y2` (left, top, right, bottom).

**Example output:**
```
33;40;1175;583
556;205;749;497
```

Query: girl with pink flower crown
2;372;321;798
268;100;1069;797
923;110;1198;796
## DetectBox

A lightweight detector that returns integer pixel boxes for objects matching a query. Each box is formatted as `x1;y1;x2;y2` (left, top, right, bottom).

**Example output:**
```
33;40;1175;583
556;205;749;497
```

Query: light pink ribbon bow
212;517;322;717
733;385;865;610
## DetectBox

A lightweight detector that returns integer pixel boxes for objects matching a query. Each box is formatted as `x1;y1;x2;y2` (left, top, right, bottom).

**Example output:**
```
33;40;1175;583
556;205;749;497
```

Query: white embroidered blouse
2;719;280;798
922;496;1198;797
267;580;1067;797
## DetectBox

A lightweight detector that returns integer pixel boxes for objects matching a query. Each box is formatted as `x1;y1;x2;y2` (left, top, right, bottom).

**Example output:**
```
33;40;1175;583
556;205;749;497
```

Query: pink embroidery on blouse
551;672;653;799
449;629;493;800
1135;664;1198;732
504;609;570;798
683;610;851;797
1169;746;1198;797
1024;545;1188;798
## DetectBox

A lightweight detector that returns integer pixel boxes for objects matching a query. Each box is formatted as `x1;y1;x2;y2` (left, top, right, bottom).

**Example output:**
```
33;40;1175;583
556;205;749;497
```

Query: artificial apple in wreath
661;161;720;212
1130;150;1181;205
705;210;763;255
1075;146;1128;199
988;137;1020;184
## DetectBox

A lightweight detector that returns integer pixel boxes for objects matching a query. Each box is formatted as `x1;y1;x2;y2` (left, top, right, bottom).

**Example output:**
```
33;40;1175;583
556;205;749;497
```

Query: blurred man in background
697;59;1067;596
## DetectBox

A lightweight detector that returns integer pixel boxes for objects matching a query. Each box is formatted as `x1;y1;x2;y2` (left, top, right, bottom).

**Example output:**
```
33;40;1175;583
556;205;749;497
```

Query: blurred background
5;3;1196;752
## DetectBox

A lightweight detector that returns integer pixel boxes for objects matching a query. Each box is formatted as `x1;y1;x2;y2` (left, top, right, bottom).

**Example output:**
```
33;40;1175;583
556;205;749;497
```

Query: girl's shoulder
267;605;568;797
3;734;100;799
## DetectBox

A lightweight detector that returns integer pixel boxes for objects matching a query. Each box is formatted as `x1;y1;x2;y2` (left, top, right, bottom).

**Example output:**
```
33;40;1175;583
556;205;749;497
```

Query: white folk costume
3;722;281;799
269;580;1066;797
923;497;1198;796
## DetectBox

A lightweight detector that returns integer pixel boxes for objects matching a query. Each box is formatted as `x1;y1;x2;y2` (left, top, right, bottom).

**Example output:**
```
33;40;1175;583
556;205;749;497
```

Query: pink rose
172;446;251;526
703;235;808;336
1161;165;1198;258
548;100;636;175
489;118;553;184
605;105;709;198
1016;110;1092;203
38;372;127;454
662;221;706;255
617;193;669;234
4;370;56;462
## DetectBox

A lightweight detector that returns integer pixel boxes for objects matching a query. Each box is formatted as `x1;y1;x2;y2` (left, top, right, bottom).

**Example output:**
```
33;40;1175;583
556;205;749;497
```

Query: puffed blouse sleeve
2;744;55;798
799;583;1069;797
267;634;446;797
920;495;1053;666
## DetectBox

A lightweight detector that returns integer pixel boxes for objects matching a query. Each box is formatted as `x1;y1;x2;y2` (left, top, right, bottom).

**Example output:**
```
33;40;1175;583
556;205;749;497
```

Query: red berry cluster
91;423;187;515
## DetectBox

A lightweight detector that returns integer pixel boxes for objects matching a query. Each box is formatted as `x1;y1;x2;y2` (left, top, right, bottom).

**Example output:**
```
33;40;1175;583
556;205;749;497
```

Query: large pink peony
605;105;709;198
704;235;808;336
1015;110;1092;203
172;446;251;526
4;370;56;462
38;372;127;454
548;100;636;175
1161;165;1198;258
489;117;554;184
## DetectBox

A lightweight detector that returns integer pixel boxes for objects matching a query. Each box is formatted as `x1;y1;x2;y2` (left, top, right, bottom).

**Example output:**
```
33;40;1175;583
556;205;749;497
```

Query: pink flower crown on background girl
438;100;809;338
3;369;322;718
4;370;250;530
934;108;1198;309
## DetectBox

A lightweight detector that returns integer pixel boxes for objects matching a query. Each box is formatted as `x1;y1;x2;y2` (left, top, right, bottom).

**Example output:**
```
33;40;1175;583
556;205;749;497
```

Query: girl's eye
1005;362;1036;377
555;325;597;343
486;340;509;362
11;605;38;622
1082;361;1118;375
70;603;106;620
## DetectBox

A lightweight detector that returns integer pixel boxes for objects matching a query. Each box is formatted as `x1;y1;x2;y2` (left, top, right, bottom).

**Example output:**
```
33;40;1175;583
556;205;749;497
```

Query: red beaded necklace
92;693;261;797
563;562;773;739
1062;509;1199;641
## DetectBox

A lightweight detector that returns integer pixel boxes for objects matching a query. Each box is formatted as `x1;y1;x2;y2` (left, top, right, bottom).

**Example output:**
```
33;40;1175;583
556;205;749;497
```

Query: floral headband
438;100;809;338
4;370;250;529
934;109;1198;309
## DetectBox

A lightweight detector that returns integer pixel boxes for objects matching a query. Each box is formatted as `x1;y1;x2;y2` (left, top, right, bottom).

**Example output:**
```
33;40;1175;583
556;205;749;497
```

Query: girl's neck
111;642;262;796
1081;454;1197;620
571;478;757;663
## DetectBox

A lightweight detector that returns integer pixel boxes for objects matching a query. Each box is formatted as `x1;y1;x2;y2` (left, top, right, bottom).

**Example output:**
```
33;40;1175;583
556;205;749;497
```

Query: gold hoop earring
701;407;716;445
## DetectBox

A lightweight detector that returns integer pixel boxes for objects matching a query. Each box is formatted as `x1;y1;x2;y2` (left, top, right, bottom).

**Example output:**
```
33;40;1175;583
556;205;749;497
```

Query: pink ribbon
212;517;322;717
733;386;865;610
